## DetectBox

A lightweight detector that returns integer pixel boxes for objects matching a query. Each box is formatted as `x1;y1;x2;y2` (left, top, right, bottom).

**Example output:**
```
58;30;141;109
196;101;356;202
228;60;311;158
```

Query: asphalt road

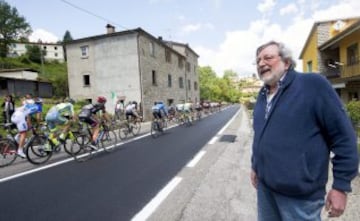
0;105;239;221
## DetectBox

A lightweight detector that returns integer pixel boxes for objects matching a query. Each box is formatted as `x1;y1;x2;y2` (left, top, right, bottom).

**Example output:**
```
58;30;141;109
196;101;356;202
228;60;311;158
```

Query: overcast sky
5;0;360;77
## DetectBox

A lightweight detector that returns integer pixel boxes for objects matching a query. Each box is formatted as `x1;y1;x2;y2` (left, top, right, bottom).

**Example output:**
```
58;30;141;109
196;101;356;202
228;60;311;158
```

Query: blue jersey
152;103;168;116
24;103;39;115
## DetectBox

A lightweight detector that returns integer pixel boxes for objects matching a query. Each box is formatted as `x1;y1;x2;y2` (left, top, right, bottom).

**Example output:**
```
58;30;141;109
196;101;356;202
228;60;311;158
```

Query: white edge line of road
131;176;183;221
207;108;240;145
186;150;206;168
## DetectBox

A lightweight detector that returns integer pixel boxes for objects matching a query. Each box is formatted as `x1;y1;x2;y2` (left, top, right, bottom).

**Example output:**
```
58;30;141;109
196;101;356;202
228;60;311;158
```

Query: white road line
131;176;182;221
0;158;74;183
217;109;240;135
186;150;206;168
208;136;218;144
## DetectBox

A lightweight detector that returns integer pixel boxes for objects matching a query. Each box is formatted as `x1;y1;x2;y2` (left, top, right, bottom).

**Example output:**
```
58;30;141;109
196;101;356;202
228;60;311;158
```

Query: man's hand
325;189;347;217
250;170;258;189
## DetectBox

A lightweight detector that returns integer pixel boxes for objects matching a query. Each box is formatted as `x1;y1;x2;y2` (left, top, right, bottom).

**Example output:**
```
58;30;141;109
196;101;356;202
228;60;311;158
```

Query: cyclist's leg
11;111;28;157
46;117;62;148
57;115;70;141
89;115;100;144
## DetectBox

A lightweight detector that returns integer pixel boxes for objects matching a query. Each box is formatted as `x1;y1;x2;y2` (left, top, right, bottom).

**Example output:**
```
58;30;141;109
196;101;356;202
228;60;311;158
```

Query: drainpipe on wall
136;32;144;119
184;58;188;101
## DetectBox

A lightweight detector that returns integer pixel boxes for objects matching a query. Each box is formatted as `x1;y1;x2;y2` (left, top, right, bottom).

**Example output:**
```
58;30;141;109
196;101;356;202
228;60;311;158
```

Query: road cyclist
118;101;142;140
150;101;168;138
10;102;40;158
73;96;117;161
182;99;194;126
43;98;77;153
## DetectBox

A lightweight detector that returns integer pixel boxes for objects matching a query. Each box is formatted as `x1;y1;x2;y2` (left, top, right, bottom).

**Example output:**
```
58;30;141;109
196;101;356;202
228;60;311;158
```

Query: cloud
181;22;214;34
197;0;360;77
280;3;298;15
29;29;59;43
257;0;276;13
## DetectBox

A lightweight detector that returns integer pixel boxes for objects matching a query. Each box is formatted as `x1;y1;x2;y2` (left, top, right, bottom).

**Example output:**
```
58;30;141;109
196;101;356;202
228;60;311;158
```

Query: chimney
158;36;163;41
106;24;115;34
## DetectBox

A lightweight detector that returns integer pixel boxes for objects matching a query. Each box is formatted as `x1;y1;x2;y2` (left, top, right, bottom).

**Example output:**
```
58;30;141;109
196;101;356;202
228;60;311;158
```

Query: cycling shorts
11;111;28;132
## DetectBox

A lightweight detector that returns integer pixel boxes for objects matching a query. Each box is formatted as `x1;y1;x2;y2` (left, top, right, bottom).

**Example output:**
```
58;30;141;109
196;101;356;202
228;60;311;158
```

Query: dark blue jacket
252;69;359;199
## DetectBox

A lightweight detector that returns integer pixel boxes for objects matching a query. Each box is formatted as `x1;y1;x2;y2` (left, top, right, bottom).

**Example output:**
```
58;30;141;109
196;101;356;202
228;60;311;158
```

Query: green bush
347;101;360;123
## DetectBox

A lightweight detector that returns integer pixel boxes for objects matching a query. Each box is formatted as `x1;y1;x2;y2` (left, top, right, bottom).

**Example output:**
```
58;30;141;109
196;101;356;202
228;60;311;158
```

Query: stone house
300;17;360;103
65;25;199;120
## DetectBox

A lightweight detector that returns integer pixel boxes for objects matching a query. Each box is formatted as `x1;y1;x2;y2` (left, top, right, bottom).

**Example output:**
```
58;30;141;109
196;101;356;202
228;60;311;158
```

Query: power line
60;0;130;31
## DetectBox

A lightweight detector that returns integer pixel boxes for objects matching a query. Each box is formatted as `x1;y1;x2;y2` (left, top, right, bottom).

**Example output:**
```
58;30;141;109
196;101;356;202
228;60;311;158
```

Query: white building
8;42;65;63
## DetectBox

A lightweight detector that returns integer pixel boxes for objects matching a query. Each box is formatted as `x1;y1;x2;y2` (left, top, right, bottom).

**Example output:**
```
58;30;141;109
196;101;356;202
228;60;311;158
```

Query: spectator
251;40;359;220
2;95;15;123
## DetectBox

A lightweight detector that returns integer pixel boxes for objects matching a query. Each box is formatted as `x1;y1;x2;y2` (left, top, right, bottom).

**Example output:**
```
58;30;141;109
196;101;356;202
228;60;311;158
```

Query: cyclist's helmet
97;96;107;103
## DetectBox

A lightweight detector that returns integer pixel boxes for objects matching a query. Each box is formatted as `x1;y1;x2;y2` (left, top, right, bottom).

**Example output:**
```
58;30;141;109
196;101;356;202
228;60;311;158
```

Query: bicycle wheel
0;139;17;167
118;125;128;140
150;121;160;138
184;115;192;126
131;121;141;136
162;119;167;130
71;134;93;162
100;130;117;152
26;135;52;165
63;132;86;156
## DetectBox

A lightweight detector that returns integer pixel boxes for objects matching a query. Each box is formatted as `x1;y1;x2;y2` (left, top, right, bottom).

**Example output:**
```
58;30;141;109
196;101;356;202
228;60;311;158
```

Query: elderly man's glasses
256;54;280;65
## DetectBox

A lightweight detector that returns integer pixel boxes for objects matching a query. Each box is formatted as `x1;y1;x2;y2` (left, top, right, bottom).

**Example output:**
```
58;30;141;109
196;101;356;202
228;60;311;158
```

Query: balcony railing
341;62;360;78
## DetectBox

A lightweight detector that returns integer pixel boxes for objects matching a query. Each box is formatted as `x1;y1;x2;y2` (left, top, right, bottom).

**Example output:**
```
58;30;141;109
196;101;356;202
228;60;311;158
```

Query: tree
26;44;46;64
62;30;73;61
0;0;32;57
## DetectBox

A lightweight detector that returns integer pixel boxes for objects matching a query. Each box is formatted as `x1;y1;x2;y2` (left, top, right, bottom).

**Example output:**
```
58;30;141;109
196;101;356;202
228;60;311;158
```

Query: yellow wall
338;29;360;65
301;30;319;72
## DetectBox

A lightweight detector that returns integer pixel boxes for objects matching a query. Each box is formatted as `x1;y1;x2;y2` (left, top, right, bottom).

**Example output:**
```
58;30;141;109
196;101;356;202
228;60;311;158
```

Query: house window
150;42;155;57
152;70;157;86
83;75;90;86
188;80;191;90
167;99;174;106
178;56;184;69
80;45;89;58
165;49;171;63
186;62;191;72
307;61;312;72
168;74;172;87
194;81;198;91
179;77;184;88
55;53;58;57
347;44;358;66
54;46;58;50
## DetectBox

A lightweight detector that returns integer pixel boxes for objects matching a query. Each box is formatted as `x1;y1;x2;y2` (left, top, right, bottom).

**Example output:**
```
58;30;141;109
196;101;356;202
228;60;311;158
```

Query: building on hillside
299;16;360;103
7;41;65;63
65;25;199;120
238;75;263;94
0;68;53;98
